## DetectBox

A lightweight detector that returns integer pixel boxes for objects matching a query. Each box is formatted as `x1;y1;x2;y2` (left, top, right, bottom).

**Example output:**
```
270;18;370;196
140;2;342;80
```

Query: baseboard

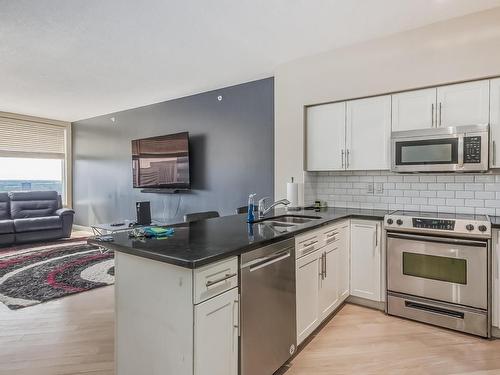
72;224;92;233
492;326;500;339
346;295;385;311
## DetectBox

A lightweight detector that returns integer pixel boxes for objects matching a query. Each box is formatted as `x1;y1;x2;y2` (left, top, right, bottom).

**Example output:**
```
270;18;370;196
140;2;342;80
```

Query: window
0;113;71;206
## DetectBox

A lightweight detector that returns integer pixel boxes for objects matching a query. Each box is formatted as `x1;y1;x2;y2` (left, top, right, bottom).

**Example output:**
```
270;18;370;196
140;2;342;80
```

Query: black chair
184;211;220;223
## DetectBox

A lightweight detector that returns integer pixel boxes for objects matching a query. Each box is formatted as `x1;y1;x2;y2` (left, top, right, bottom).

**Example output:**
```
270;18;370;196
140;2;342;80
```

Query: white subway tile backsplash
445;183;464;191
427;183;445;191
437;191;455;198
475;191;495;199
455;191;474;199
304;170;500;215
427;198;446;206
437;176;455;183
403;176;420;183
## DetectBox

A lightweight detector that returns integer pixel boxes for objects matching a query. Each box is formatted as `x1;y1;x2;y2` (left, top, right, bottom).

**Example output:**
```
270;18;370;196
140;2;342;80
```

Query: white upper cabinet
392;88;437;131
436;80;490;127
306;102;346;171
491;78;500;168
346;95;392;170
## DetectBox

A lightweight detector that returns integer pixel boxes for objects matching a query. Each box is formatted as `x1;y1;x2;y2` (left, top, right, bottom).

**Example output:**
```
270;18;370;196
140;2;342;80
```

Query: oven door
391;135;461;172
387;233;488;309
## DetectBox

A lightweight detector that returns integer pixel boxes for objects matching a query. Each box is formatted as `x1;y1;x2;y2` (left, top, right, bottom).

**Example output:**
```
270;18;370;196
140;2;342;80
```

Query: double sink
256;215;322;233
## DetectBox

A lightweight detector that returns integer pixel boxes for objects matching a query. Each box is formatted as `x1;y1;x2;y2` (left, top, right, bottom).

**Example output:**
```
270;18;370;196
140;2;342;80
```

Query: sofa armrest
56;208;75;217
56;208;75;238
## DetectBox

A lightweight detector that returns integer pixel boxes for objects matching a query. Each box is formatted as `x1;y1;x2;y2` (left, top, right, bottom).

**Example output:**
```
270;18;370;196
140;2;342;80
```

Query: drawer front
321;220;348;246
295;230;323;259
194;257;238;304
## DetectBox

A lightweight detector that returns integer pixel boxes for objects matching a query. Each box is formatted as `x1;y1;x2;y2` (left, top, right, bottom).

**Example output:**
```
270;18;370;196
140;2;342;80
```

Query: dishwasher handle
243;248;292;272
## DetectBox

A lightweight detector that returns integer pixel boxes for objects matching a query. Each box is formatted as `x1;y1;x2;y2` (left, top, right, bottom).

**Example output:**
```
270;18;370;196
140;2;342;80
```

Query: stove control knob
396;219;403;226
466;224;474;231
387;218;393;225
479;225;487;232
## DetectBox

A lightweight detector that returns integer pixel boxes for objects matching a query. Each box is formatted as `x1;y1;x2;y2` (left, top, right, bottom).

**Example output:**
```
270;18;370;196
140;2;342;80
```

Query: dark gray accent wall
72;78;274;226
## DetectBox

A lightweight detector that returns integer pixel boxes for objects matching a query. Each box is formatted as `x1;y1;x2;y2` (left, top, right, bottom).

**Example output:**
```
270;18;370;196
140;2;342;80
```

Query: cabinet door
194;288;238;375
319;245;339;320
306;102;346;171
350;220;382;302
296;250;321;345
491;78;500;168
392;88;437;131
436;80;490;127
493;229;500;329
346;95;392;170
337;222;350;302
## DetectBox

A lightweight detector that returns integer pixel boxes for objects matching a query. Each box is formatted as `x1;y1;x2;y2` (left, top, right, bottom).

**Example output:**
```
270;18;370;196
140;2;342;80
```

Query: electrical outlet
367;183;374;194
374;183;383;195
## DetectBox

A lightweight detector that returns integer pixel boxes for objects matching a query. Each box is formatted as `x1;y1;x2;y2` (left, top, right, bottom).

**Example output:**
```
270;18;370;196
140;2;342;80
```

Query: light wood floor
2;288;500;375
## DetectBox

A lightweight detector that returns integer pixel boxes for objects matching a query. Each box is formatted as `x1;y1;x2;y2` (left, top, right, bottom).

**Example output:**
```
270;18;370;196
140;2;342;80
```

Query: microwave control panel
463;136;481;163
412;218;455;230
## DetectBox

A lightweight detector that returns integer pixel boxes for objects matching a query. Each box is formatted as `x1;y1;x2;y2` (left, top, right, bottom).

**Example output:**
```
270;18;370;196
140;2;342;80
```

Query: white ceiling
2;0;500;122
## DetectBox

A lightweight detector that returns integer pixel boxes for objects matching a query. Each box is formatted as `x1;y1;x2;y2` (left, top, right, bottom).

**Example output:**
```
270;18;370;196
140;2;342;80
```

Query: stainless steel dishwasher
240;238;296;375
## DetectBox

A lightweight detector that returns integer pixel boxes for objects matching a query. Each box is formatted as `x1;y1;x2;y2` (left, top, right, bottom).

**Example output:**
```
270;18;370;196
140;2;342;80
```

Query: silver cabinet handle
431;103;435;128
341;149;345;169
439;102;442;127
375;224;378;247
303;239;318;247
233;297;240;335
318;253;324;279
206;273;237;287
323;252;327;278
493;140;496;166
346;149;350;168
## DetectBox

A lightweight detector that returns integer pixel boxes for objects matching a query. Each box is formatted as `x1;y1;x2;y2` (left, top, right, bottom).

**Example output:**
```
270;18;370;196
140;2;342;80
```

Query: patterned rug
0;239;114;310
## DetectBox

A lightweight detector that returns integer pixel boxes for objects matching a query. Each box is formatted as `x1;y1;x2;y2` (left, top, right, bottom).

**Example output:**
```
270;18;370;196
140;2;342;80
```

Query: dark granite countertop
87;207;389;269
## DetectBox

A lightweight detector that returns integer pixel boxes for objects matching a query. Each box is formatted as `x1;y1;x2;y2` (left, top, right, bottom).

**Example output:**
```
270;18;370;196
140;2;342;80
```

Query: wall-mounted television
132;132;190;189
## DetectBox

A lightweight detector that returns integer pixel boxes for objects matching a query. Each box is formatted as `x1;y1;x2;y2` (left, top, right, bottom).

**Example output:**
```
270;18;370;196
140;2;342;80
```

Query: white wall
275;7;500;201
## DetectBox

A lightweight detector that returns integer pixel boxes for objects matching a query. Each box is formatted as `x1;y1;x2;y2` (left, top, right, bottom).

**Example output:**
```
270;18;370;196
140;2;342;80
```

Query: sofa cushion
9;191;59;219
13;216;62;233
0;193;10;220
0;220;14;234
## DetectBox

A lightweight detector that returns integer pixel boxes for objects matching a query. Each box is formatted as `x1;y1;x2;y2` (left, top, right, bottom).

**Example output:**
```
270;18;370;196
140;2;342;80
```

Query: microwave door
392;137;459;172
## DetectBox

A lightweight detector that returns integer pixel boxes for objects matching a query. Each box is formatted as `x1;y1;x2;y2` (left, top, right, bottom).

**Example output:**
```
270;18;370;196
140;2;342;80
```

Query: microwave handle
458;136;464;167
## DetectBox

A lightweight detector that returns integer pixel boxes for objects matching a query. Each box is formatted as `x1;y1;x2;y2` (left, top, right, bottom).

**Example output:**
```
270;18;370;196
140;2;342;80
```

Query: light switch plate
367;183;374;194
374;183;383;195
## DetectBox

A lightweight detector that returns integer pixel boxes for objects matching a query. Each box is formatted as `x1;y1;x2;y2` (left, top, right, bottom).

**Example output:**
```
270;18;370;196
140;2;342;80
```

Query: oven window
402;252;467;284
395;138;458;165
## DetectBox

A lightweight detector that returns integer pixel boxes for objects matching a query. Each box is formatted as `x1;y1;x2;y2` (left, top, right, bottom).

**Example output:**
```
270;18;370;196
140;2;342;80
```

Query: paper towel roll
287;182;299;209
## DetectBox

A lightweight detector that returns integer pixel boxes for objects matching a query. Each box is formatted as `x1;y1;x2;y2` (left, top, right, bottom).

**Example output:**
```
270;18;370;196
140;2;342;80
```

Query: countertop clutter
88;207;389;268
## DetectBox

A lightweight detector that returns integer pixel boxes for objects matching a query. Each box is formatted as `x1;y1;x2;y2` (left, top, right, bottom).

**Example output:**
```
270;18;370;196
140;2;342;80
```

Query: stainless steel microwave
391;124;489;172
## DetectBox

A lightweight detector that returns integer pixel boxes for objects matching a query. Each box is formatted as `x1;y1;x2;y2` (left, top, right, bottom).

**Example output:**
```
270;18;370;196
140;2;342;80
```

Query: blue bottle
247;193;256;223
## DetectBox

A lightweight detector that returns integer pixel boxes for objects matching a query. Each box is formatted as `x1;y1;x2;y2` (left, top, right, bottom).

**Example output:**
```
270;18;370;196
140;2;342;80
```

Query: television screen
132;132;190;189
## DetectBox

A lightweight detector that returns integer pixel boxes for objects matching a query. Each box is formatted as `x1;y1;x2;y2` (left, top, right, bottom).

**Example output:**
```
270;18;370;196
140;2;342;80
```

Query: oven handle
387;232;487;247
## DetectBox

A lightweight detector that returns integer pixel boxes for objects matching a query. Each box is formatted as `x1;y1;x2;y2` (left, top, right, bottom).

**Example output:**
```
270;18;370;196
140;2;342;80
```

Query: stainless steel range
384;211;491;337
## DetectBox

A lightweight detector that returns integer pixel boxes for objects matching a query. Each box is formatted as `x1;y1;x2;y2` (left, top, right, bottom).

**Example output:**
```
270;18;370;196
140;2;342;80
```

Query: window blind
0;117;66;159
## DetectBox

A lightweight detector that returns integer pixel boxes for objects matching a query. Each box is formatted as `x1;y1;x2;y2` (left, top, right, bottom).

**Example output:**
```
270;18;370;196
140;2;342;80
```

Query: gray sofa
0;191;75;247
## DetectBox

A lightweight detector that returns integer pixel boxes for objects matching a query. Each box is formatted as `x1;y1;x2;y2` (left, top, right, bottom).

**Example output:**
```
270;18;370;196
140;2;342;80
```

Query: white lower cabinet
194;288;239;375
296;220;350;345
493;229;500;329
296;249;322;344
350;220;383;302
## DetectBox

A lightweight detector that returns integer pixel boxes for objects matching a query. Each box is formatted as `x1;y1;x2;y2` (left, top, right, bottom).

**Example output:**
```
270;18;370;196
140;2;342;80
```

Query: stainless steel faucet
258;197;290;219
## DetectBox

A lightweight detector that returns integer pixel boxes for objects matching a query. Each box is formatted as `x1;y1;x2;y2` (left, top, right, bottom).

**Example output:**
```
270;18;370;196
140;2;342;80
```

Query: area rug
0;239;114;310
